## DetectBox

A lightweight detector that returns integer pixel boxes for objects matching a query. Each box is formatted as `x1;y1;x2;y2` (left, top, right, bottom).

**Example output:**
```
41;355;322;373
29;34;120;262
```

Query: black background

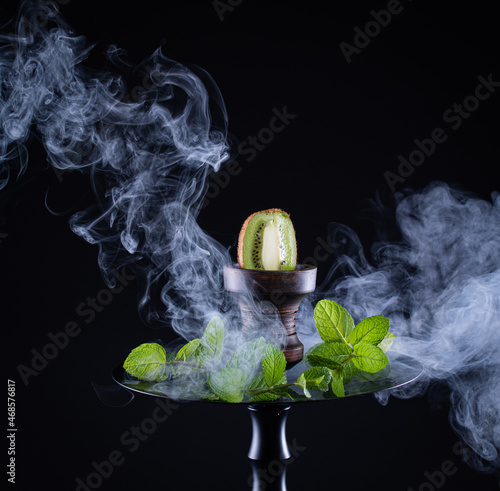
2;0;500;490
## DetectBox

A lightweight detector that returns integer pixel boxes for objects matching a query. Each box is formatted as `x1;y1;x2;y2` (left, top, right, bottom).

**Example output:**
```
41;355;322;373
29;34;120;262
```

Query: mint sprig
122;300;394;402
307;299;392;397
352;343;388;373
123;343;170;382
314;299;354;345
208;367;247;403
348;315;390;346
262;344;287;386
226;337;267;376
296;367;332;398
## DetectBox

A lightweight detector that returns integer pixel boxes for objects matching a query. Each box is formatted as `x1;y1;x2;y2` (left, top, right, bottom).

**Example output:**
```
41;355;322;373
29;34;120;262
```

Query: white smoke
0;1;244;341
303;182;500;475
2;2;500;480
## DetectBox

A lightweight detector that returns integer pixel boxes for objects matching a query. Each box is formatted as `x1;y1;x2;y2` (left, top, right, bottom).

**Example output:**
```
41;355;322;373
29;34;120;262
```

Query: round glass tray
112;351;423;484
112;352;423;404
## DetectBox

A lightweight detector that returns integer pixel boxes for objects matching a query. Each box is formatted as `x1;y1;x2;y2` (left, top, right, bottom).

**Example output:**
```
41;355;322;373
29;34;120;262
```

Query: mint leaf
250;383;298;402
246;372;287;402
202;393;221;401
246;372;287;391
176;317;225;368
250;391;282;402
298;367;332;392
175;338;202;363
349;315;389;347
307;342;353;370
304;341;324;357
207;367;247;403
246;373;266;391
226;337;267;376
353;343;388;373
329;368;345;398
314;299;354;344
274;387;310;402
123;343;169;382
341;358;358;384
296;367;332;398
296;373;311;398
262;344;287;386
165;351;182;377
199;316;225;365
378;331;395;353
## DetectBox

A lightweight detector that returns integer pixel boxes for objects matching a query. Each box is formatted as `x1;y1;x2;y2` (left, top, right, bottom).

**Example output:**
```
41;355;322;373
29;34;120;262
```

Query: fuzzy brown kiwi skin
237;208;296;269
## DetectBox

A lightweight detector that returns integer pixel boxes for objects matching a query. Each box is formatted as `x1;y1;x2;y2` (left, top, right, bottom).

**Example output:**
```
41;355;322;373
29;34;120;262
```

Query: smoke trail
303;182;500;475
1;1;237;340
3;2;499;480
1;1;287;355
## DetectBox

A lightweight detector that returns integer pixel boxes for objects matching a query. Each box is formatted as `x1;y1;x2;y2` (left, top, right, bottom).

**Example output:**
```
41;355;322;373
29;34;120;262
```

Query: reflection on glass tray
112;352;423;404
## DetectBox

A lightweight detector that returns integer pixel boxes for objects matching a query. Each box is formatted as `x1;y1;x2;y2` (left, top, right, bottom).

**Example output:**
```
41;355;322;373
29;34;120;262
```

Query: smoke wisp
1;1;251;343
2;2;500;481
303;182;500;475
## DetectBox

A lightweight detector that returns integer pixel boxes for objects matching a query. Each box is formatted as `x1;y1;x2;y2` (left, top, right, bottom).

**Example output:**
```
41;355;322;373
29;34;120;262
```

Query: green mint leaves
262;344;287;386
208;367;248;403
173;316;225;369
307;342;353;370
307;299;391;397
296;367;332;398
123;343;170;382
198;316;225;366
314;299;354;344
122;300;394;402
352;343;388;373
348;315;388;345
226;337;267;376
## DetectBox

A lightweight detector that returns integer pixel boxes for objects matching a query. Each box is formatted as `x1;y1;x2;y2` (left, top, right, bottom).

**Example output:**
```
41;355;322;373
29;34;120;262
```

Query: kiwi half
237;208;297;270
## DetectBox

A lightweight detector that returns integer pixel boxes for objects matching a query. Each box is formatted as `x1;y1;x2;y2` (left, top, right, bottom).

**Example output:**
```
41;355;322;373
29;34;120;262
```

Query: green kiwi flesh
238;209;297;270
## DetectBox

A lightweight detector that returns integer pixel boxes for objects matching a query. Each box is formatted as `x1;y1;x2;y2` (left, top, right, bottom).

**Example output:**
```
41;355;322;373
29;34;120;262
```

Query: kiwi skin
237;208;297;270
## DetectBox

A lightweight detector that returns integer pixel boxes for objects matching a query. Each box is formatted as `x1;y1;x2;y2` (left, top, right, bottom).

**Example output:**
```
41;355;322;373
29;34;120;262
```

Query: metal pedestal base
247;404;292;491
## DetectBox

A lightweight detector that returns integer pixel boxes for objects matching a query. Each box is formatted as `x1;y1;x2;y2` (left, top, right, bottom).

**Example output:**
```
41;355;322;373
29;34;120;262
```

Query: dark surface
2;1;500;490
